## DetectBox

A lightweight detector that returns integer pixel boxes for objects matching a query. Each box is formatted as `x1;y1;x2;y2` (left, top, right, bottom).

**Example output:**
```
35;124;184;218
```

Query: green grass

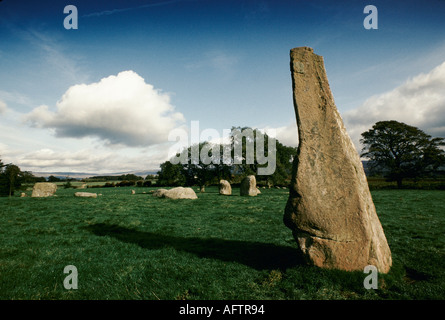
367;177;445;190
1;186;444;300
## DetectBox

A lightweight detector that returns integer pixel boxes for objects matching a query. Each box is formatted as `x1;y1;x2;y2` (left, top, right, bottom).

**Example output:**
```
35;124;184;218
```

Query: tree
48;175;61;182
156;161;186;187
0;158;6;196
180;142;232;191
0;161;22;197
264;138;296;187
5;164;21;196
118;174;143;181
1;157;42;196
158;126;297;188
360;120;445;188
19;171;40;184
229;127;296;186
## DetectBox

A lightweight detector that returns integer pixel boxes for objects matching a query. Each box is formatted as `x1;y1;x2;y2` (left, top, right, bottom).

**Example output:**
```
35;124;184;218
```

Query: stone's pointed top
290;47;314;53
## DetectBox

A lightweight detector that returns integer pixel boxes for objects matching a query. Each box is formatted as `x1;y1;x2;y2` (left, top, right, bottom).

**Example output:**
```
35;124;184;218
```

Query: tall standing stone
284;47;392;273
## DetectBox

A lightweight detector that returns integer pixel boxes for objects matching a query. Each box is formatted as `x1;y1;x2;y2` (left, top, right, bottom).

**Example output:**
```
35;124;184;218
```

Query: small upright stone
219;180;232;195
240;175;259;196
284;47;392;273
31;182;57;197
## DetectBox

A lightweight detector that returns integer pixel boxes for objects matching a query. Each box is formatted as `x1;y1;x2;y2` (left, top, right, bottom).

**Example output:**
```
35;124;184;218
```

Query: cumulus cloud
343;61;445;151
16;145;171;173
273;123;299;148
24;71;185;147
17;148;111;170
260;123;298;148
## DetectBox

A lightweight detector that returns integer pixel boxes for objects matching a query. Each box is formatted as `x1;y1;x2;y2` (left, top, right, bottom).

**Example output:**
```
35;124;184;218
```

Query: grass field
1;186;444;300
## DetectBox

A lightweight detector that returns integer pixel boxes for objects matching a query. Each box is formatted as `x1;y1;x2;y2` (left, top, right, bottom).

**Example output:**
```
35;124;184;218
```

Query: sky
1;0;445;175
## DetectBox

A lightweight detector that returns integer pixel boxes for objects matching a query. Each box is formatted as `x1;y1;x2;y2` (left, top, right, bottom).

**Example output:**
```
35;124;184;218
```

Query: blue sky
1;0;445;174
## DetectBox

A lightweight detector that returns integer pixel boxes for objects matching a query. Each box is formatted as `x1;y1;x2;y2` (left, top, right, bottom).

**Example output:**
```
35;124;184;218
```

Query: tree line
1;121;444;196
157;126;297;189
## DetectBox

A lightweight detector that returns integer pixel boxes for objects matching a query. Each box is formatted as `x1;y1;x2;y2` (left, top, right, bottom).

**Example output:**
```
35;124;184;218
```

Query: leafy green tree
229;127;296;186
157;161;186;187
63;176;72;189
263;139;296;187
157;127;297;189
360;120;445;188
48;175;61;182
19;171;39;184
118;174;143;181
2;164;21;196
1;157;43;196
179;142;232;191
0;158;6;196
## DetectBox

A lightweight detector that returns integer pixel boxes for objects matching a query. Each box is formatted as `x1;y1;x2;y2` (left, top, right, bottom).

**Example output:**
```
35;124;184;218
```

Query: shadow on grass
86;223;303;271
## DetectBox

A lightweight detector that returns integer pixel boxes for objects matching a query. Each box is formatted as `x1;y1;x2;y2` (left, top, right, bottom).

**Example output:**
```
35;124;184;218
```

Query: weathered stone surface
240;175;259;196
31;182;57;197
74;192;97;198
219;180;232;195
284;47;392;273
153;187;198;199
152;189;168;198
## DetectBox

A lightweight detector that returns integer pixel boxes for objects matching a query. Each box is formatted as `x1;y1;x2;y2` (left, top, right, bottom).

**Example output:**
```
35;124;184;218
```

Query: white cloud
17;148;110;171
0;100;7;114
15;144;172;174
273;123;299;148
343;61;445;152
24;71;185;147
190;122;299;148
261;123;298;148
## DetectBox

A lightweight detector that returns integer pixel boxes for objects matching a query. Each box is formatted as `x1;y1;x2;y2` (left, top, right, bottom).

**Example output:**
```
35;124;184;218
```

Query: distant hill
32;170;158;180
32;161;371;180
